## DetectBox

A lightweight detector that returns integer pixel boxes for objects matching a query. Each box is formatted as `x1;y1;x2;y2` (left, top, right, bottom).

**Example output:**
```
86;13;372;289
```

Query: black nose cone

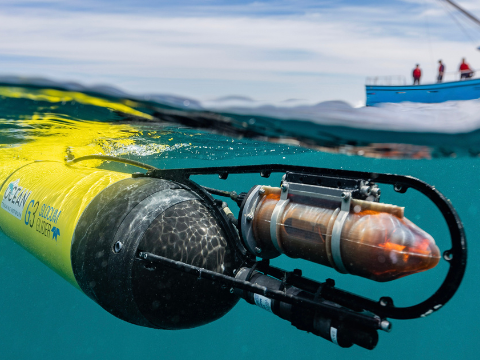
72;177;240;329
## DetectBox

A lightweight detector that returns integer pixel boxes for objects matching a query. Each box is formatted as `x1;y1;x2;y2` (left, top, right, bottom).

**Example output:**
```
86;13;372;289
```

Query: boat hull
366;78;480;106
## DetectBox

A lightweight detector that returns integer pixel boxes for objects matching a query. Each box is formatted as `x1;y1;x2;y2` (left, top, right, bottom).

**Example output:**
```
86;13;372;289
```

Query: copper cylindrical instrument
249;186;440;282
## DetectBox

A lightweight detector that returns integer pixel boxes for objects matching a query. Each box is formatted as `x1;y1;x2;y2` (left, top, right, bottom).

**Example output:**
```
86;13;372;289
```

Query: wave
2;75;480;158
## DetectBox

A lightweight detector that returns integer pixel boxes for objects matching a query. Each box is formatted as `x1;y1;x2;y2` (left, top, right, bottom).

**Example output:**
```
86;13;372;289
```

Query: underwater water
0;83;478;359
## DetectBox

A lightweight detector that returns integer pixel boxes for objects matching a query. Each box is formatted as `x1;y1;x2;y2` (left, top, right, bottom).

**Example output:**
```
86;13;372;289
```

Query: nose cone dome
342;212;440;282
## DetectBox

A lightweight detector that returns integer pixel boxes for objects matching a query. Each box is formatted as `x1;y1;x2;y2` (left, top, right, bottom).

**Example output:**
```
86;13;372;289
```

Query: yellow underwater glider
0;154;466;350
0;88;466;350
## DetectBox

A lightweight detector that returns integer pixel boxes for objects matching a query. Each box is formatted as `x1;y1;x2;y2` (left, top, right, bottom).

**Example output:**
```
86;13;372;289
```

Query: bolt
394;184;404;192
259;188;265;195
360;185;371;196
443;251;453;261
342;192;350;200
229;288;234;294
371;187;381;197
246;214;254;221
114;241;123;253
233;269;238;275
380;320;392;332
255;247;262;254
281;184;288;192
379;297;393;307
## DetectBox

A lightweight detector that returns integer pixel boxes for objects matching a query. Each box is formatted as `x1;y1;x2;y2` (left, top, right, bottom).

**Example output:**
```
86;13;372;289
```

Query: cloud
0;1;479;104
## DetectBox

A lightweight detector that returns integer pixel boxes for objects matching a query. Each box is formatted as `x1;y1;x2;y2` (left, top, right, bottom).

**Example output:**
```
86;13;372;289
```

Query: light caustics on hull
0;161;240;329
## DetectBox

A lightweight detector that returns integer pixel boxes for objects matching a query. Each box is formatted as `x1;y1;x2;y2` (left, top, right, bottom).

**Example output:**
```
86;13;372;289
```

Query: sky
1;0;480;106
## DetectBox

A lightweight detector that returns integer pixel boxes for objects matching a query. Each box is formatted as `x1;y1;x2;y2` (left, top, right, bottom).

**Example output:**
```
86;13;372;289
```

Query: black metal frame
67;156;466;321
147;164;467;320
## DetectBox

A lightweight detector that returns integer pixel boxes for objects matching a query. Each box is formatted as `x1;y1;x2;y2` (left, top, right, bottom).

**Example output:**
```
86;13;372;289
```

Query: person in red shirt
437;60;445;83
459;58;474;79
412;64;421;85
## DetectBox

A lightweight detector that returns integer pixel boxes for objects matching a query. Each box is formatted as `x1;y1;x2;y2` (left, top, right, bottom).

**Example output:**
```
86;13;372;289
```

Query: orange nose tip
343;212;440;281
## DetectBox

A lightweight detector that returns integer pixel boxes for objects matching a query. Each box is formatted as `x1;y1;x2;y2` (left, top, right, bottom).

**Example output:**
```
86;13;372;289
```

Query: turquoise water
0;84;478;359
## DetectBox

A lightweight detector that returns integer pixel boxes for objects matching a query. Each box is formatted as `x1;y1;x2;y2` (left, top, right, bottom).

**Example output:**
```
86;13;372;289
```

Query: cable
65;154;158;171
443;0;480;28
440;0;478;46
201;186;235;198
423;0;436;76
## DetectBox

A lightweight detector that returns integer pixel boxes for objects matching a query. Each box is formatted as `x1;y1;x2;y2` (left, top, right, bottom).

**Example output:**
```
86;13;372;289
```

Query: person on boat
437;60;445;83
459;58;474;79
412;64;421;85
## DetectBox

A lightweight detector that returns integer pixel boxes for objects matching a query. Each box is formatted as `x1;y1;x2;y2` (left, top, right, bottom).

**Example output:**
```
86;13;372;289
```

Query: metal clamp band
240;186;262;255
270;199;290;254
330;209;349;274
330;190;352;274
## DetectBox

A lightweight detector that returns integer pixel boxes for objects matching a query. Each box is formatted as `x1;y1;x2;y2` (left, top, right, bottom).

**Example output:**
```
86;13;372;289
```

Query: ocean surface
0;79;478;359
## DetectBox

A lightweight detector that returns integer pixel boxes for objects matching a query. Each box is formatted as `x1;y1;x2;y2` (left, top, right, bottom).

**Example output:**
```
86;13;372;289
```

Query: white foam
206;99;480;134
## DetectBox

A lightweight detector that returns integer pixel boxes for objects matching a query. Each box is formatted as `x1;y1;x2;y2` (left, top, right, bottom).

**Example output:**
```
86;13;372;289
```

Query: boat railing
440;70;479;82
365;76;406;86
366;70;479;86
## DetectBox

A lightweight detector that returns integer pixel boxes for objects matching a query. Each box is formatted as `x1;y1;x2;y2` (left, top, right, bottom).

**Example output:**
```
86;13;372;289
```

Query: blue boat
365;0;480;107
366;78;480;106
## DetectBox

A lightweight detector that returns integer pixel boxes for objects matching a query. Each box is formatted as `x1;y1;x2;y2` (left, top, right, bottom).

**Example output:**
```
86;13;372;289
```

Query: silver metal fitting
255;247;262;254
380;320;392;332
114;241;123;253
360;185;371;196
370;187;381;197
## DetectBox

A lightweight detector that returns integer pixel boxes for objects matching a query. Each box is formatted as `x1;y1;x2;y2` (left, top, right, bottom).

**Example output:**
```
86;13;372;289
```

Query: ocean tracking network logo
1;179;32;220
